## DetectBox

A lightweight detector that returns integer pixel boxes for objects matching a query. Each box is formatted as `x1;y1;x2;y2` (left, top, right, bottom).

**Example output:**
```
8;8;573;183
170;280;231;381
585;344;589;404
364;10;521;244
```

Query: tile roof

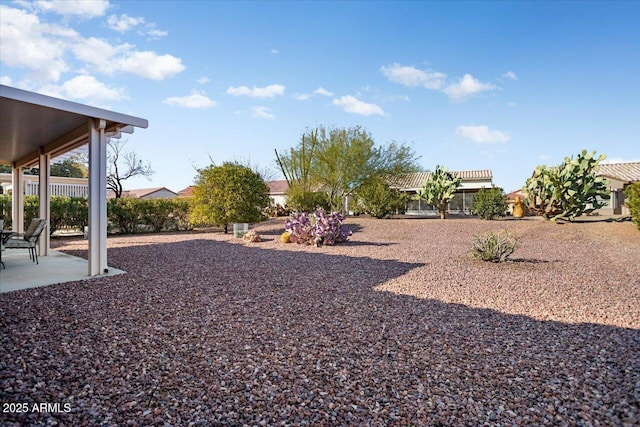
388;170;493;190
122;187;177;198
266;180;289;194
178;186;194;197
597;162;640;183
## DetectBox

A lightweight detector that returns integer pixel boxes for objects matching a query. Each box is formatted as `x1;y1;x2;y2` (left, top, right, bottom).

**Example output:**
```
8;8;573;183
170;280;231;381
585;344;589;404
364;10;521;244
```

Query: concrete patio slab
0;250;124;293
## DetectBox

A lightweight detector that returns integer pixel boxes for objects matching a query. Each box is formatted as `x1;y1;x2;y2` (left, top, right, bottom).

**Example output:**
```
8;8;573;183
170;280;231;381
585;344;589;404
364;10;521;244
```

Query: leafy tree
50;155;88;178
524;150;609;221
191;162;270;233
107;139;154;198
355;175;408;218
416;165;462;220
472;187;508;220
624;182;640;231
276;125;419;211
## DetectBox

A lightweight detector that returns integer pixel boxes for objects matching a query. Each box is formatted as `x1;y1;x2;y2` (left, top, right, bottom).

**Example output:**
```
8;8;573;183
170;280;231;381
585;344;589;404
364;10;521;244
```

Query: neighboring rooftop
597;162;640;184
266;180;289;194
388;170;493;190
178;186;195;197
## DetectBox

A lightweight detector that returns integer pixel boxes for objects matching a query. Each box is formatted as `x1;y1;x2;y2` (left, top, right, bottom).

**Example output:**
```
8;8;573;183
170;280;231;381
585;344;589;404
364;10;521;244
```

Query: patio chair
4;218;47;265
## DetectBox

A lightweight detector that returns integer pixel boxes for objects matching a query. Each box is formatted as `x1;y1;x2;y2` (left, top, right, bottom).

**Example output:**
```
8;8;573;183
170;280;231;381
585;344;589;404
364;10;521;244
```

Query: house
178;182;289;205
119;187;178;199
389;170;494;215
266;180;289;206
177;186;195;198
595;161;640;215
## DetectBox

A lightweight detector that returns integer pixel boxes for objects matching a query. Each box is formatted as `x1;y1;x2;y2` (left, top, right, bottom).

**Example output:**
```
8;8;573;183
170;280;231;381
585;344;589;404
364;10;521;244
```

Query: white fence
25;182;89;198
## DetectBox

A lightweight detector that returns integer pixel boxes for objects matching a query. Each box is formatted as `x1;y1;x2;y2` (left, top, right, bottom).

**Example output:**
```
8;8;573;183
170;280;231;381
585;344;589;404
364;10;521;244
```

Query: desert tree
106;139;154;198
190;162;270;233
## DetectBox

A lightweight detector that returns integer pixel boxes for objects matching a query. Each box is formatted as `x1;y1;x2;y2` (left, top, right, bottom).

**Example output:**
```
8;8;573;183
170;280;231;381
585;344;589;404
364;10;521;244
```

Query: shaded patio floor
0;249;124;293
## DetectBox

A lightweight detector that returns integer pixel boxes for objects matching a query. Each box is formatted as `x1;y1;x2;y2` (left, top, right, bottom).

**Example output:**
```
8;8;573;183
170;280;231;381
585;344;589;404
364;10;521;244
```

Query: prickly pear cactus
416;165;462;219
524;150;610;221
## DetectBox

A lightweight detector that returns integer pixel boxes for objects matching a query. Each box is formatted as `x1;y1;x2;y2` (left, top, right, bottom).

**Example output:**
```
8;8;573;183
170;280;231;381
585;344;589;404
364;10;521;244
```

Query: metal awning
0;85;148;278
0;85;147;167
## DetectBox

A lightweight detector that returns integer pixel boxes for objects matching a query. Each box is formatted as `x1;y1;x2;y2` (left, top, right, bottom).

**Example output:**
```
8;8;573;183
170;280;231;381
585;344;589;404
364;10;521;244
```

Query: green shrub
286;184;331;213
624;182;640;231
1;195;88;233
24;195;38;229
355;175;408;218
2;194;194;235
472;187;508;220
0;194;11;228
67;197;89;230
471;230;519;262
107;198;142;234
139;199;175;232
171;198;194;230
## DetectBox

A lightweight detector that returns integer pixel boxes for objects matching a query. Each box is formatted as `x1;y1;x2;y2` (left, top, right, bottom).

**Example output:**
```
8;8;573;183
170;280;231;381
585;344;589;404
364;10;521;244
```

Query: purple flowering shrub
284;212;315;245
285;208;352;246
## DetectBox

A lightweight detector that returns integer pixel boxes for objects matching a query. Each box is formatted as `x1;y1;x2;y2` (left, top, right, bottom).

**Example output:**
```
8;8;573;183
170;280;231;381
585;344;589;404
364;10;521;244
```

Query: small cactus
280;231;291;243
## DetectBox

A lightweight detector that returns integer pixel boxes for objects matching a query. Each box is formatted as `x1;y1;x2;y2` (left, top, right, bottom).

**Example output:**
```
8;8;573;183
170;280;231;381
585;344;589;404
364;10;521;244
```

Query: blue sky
1;0;639;193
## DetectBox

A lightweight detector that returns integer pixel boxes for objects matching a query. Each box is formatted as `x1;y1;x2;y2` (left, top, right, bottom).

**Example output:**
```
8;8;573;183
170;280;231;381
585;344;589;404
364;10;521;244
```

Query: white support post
38;150;51;256
88;119;108;276
11;166;24;234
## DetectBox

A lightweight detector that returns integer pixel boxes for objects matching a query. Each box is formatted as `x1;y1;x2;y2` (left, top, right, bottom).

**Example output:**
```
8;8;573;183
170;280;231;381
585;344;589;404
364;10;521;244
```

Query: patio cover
0;85;148;276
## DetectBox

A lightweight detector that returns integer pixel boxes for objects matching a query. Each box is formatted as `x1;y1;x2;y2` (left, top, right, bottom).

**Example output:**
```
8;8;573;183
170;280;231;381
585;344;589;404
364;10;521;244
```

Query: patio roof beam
15;122;91;169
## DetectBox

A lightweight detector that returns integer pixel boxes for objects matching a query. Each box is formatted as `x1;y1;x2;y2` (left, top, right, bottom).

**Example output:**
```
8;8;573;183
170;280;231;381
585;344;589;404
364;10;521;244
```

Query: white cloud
116;51;185;80
107;14;144;33
502;71;518;80
293;93;311;101
72;36;126;73
508;101;517;107
164;90;216;109
226;84;285;98
0;5;73;82
60;75;125;100
145;28;168;39
0;76;14;85
252;106;274;119
443;74;497;100
106;13;167;39
271;49;279;54
197;77;210;84
456;125;510;144
380;63;446;90
38;75;126;102
73;39;185;80
35;0;110;18
314;87;334;97
0;5;184;83
332;95;384;116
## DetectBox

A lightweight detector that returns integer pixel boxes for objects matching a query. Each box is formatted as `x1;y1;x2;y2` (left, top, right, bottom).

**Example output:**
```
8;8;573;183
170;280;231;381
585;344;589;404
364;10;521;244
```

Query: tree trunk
440;210;446;220
224;223;228;234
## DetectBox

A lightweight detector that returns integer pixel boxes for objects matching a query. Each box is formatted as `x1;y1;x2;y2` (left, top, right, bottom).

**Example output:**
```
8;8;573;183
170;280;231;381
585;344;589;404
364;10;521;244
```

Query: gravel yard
1;217;639;426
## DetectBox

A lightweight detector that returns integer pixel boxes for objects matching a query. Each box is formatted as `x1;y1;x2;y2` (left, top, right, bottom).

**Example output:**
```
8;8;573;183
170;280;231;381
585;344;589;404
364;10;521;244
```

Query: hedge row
0;195;194;234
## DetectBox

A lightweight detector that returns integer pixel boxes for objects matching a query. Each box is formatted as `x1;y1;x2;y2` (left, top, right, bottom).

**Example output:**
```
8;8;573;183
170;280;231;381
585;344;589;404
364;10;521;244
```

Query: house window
464;191;475;213
448;193;464;212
